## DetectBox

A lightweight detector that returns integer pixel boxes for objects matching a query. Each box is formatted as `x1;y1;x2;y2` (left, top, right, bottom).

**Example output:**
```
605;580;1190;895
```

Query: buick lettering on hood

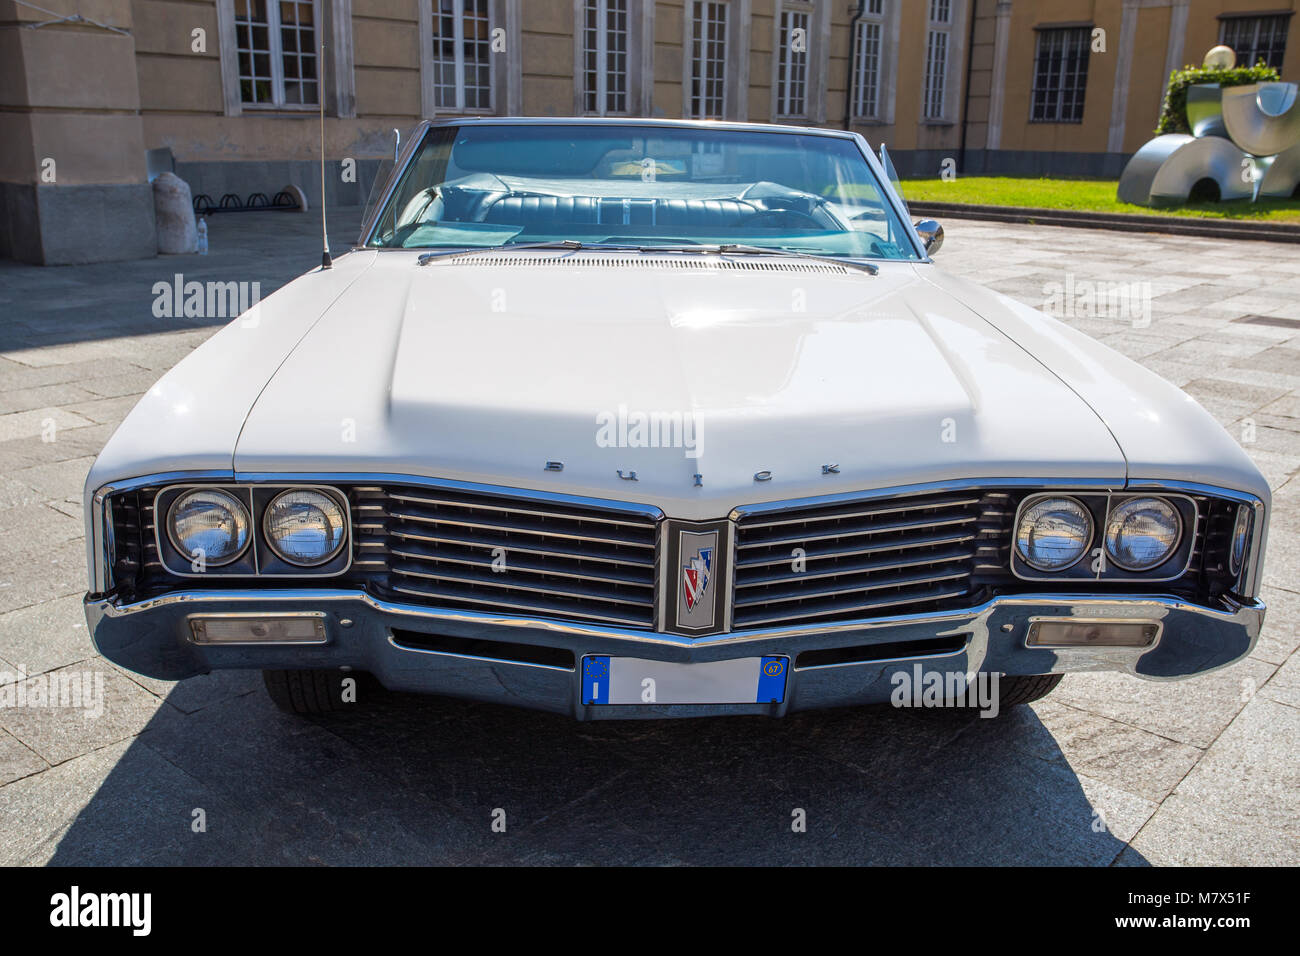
84;119;1269;718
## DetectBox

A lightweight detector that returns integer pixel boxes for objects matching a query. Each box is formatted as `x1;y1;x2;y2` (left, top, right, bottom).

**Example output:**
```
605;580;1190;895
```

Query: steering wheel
747;209;826;230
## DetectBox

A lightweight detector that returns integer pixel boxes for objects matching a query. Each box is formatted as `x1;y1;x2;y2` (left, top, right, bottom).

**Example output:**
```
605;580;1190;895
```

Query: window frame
922;0;952;121
1218;12;1291;70
427;0;496;114
581;0;631;116
1029;25;1092;124
687;0;729;120
775;4;812;118
850;2;885;120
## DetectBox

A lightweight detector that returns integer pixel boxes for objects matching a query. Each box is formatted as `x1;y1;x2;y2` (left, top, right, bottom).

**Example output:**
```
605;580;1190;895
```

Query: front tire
997;673;1063;708
262;669;361;715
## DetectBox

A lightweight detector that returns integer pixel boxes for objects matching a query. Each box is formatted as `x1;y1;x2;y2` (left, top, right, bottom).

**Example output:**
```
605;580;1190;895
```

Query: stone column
0;0;157;264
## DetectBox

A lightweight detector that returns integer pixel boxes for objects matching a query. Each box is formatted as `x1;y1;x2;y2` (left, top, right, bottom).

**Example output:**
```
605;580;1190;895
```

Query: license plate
582;656;788;705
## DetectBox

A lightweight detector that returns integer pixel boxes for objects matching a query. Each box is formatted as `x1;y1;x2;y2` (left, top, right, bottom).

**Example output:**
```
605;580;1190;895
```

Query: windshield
365;123;920;261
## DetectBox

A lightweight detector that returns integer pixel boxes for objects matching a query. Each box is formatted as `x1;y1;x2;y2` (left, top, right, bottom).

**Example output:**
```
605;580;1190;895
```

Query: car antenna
318;42;331;270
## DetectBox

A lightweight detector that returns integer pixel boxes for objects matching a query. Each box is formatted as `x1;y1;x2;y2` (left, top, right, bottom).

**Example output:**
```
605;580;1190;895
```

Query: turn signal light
1026;620;1159;648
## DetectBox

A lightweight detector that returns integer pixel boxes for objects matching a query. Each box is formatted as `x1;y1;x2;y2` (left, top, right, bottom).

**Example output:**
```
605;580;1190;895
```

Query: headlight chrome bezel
1103;496;1184;573
1014;495;1094;573
261;489;349;568
165;488;253;568
1230;503;1252;577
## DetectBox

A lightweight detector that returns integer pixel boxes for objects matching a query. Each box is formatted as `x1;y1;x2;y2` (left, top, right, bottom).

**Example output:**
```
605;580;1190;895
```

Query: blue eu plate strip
583;656;610;705
757;656;788;703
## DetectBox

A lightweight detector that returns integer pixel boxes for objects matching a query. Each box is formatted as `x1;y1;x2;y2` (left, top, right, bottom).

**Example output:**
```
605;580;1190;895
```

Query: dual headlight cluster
168;488;348;568
1016;496;1179;573
1015;494;1252;578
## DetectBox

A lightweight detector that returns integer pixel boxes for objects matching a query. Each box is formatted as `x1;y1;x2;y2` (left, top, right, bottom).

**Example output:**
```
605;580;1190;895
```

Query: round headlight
1104;497;1182;571
167;489;251;566
1230;504;1251;576
263;490;347;567
1016;496;1093;572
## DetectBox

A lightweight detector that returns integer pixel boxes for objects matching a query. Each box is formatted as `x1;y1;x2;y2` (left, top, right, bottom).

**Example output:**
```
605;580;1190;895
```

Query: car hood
231;253;1127;519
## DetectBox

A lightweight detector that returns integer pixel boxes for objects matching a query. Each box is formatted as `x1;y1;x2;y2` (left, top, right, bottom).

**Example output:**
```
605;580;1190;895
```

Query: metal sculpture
1119;47;1300;206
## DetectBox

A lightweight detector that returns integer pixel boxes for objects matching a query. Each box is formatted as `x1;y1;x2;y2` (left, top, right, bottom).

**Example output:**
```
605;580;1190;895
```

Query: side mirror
914;219;944;256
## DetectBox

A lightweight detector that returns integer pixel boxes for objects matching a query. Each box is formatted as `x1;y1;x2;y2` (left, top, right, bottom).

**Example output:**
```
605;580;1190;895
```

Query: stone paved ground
0;211;1296;865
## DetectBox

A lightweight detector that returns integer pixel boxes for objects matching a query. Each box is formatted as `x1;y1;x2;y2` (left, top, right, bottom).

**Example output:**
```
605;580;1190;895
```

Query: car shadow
0;210;365;353
44;672;1146;866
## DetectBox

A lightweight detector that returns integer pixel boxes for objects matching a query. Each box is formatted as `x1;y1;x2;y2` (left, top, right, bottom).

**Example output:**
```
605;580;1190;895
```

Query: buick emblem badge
677;529;719;630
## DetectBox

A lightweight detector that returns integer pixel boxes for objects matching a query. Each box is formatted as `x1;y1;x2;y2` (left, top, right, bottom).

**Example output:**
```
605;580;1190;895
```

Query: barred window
1220;14;1290;69
689;0;728;119
431;0;492;111
1031;26;1090;123
776;7;810;117
235;0;318;106
583;0;629;114
851;8;883;119
923;29;947;119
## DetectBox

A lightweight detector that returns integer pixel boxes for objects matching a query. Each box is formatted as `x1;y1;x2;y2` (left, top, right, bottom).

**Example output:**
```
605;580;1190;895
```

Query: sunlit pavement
0;212;1296;865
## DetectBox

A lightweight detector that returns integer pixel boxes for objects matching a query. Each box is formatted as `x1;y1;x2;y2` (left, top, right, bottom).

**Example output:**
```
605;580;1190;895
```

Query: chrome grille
377;485;658;628
731;490;1011;628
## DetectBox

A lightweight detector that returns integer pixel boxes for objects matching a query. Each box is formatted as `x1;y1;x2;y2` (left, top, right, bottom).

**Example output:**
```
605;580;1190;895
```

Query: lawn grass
901;176;1300;223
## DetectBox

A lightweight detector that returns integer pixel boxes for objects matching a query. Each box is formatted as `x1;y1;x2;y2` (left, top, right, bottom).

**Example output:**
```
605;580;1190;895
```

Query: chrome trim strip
728;476;1124;522
385;631;573;672
357;119;430;248
236;471;665;521
92;586;1263;654
90;468;235;594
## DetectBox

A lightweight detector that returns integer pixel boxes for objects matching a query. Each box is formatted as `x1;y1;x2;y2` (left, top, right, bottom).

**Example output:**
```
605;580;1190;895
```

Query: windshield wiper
417;239;878;275
417;239;638;266
644;243;878;276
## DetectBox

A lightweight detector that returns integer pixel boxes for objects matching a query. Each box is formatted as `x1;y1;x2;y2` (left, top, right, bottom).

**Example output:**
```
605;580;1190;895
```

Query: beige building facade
1;0;1296;263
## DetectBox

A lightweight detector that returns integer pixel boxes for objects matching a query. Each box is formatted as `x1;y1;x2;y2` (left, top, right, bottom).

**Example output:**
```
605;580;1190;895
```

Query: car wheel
262;669;364;715
997;673;1063;708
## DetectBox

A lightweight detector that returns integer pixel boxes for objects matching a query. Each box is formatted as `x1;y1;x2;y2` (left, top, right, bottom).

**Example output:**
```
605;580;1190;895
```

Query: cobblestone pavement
0;211;1296;865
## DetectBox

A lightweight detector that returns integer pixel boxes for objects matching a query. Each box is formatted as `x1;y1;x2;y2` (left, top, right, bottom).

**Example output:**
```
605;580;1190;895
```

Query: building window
234;0;318;106
582;0;629;114
1220;14;1290;69
776;6;810;117
688;1;728;119
851;2;884;119
1030;26;1090;123
922;0;950;120
431;0;493;111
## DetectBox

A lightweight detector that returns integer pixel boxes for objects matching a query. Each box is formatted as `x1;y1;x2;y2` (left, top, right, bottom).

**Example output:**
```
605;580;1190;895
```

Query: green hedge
1155;63;1281;135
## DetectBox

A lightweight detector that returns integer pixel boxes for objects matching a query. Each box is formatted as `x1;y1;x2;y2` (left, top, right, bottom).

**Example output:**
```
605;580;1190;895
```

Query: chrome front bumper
85;589;1265;719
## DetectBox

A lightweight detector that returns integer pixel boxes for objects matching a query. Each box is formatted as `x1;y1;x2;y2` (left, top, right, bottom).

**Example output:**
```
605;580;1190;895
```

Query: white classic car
84;118;1268;718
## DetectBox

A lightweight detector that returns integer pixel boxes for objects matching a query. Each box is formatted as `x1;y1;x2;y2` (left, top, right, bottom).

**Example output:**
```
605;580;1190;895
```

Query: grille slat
391;526;657;568
734;567;972;608
390;541;655;588
735;584;974;628
391;580;653;627
381;485;658;628
388;491;654;529
735;528;977;569
387;504;655;550
735;511;979;551
732;491;996;629
735;544;974;589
